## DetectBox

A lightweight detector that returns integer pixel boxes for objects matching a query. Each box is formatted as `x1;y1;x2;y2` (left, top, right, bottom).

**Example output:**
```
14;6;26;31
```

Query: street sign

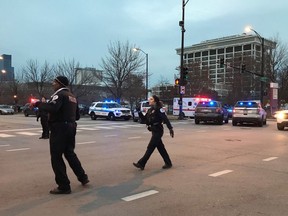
260;77;269;82
180;86;185;94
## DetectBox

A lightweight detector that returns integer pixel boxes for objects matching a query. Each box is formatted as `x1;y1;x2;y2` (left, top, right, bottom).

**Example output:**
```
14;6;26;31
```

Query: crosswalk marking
122;190;159;201
6;148;30;152
78;127;100;131
263;157;278;162
209;170;233;177
0;133;15;138
16;132;39;136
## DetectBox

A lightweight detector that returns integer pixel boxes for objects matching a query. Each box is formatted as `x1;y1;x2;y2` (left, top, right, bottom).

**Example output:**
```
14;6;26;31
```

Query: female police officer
133;95;174;170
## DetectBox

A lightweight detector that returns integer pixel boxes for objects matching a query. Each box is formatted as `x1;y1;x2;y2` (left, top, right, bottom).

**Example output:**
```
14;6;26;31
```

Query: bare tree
54;59;98;98
100;41;145;100
22;59;54;97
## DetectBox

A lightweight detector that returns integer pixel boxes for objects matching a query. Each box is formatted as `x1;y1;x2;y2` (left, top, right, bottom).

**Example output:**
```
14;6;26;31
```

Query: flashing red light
196;97;211;102
30;98;39;104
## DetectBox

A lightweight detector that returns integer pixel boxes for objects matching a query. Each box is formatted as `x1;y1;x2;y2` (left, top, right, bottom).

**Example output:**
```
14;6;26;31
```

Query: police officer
133;95;174;170
37;96;49;139
36;76;89;194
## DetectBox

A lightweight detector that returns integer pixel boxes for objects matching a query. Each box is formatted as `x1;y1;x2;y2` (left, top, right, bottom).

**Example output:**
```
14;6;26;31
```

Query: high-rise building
0;54;14;81
176;34;276;98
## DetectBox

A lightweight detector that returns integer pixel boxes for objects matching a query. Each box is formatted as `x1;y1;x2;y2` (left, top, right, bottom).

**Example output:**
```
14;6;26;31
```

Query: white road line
77;141;96;145
128;136;141;139
122;190;159;202
263;157;278;162
112;125;129;128
6;148;30;152
16;132;39;136
209;170;233;177
104;135;118;137
196;130;207;133
0;134;15;138
96;126;114;130
78;127;100;131
0;144;10;147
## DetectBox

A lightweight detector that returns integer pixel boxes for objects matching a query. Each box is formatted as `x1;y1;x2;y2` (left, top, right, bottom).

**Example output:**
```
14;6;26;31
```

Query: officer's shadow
75;169;163;214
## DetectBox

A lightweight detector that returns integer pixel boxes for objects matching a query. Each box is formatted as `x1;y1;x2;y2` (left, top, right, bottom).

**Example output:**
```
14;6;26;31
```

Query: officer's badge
52;95;58;101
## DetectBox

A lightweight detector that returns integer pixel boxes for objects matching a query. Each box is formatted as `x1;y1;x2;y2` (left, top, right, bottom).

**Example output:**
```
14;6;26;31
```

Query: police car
274;109;288;130
88;101;131;120
232;100;267;127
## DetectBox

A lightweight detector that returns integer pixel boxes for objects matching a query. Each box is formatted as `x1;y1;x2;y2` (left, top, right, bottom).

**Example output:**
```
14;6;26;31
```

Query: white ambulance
173;97;211;118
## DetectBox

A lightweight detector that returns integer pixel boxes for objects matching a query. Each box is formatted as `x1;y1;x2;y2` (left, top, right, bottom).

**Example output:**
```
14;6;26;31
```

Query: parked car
274;110;288;130
232;100;267;127
23;103;38;117
0;105;14;115
132;100;150;123
78;104;89;116
194;100;229;125
89;101;131;120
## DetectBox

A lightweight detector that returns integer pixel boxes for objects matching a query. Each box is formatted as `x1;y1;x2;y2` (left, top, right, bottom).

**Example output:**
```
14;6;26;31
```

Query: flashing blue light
248;102;252;105
240;102;243;105
209;101;214;105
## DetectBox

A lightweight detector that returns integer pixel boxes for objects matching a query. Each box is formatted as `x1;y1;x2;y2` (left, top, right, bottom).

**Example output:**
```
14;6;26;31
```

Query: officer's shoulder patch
52;95;58;101
160;108;165;113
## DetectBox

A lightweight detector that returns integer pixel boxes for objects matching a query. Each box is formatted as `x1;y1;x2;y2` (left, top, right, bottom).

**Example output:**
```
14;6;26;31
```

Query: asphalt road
1;115;288;216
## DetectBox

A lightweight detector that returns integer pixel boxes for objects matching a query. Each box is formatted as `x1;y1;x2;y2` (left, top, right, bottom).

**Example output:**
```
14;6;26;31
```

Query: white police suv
88;101;131;120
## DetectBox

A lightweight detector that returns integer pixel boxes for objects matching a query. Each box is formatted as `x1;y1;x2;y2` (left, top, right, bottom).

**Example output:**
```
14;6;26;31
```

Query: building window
218;48;224;54
244;44;251;50
195;52;201;57
210;49;216;55
188;53;193;58
202;51;208;56
235;46;242;52
226;47;233;53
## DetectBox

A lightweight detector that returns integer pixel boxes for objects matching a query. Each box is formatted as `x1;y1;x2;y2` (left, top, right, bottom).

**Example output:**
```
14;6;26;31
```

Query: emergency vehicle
173;97;211;118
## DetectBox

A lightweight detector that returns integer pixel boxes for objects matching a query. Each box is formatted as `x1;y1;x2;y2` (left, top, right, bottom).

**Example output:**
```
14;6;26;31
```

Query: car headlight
275;112;285;119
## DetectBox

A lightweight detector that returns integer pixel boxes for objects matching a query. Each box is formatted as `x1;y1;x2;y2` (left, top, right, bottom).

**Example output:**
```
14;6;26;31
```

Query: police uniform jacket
38;88;80;123
139;105;173;131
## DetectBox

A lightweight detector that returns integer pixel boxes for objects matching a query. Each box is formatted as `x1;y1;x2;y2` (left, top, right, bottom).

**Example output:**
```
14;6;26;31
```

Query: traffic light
181;67;189;86
175;78;180;86
241;64;246;73
219;58;224;68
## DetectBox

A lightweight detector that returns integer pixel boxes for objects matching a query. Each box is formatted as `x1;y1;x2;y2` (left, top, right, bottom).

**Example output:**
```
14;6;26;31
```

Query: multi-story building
176;34;276;100
0;54;14;82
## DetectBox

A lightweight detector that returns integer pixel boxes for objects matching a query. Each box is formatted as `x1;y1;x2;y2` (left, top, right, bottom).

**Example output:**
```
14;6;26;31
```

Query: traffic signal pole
178;0;189;120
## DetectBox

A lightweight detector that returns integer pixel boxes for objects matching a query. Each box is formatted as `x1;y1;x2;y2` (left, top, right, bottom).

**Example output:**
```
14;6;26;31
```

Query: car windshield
235;101;258;108
103;103;122;108
0;105;11;108
197;101;219;108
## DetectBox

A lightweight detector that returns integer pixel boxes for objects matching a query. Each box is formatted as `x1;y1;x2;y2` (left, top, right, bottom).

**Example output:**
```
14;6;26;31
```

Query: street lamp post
133;48;149;100
245;27;265;104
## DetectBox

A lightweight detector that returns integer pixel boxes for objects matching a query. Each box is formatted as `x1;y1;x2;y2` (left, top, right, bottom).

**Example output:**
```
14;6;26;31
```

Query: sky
1;0;288;87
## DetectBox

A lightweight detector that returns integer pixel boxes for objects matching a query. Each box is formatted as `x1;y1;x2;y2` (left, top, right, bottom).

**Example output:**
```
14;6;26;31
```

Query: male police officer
36;76;89;194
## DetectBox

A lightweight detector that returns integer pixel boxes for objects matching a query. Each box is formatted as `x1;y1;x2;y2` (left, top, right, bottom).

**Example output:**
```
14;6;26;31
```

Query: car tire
133;117;138;122
195;118;200;124
258;119;263;127
232;120;237;126
90;112;97;120
108;113;116;121
24;112;29;117
277;123;284;130
124;117;130;121
218;119;223;125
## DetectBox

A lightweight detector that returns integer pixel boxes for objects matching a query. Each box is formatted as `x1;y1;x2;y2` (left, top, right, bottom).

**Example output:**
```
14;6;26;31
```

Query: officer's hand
169;129;174;138
147;126;152;131
36;117;39;122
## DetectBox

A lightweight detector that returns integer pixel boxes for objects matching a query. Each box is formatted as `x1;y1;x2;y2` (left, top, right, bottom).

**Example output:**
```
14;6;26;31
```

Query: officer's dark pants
138;127;172;168
49;122;87;190
40;117;49;138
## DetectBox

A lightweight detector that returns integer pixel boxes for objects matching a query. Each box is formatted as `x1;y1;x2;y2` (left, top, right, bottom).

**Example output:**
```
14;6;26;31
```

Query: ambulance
173;97;211;118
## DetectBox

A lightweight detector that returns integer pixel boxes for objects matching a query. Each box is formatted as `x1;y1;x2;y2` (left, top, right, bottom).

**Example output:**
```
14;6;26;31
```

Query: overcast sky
1;0;287;86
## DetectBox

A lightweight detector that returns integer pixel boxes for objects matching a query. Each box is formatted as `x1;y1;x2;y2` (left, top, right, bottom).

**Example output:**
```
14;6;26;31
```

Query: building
176;34;276;100
0;54;14;82
75;67;103;85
